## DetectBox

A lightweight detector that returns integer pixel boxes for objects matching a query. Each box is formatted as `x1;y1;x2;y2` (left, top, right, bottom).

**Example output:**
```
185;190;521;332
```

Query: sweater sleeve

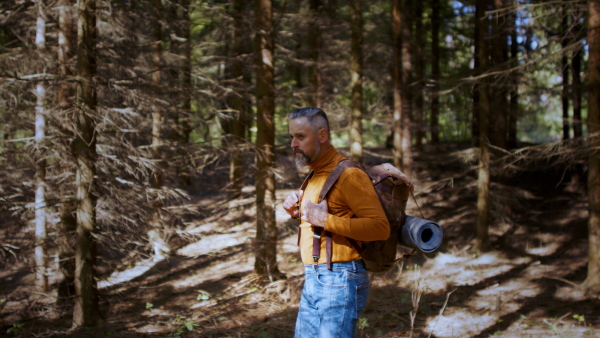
324;168;390;241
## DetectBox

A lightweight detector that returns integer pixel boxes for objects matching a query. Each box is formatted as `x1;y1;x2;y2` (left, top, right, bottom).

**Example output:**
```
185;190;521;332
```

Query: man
282;107;390;337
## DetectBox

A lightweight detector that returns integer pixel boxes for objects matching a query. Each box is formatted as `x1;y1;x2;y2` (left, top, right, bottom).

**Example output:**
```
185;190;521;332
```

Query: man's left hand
302;199;328;228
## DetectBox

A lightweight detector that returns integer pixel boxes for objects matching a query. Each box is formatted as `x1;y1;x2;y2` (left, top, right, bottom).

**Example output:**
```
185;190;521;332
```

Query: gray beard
295;153;310;169
294;140;320;170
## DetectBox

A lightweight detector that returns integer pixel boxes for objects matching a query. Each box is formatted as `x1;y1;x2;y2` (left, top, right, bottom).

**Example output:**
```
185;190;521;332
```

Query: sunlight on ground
426;277;543;337
98;258;157;289
426;311;497;337
524;233;570;256
405;251;531;292
169;253;254;292
177;221;254;257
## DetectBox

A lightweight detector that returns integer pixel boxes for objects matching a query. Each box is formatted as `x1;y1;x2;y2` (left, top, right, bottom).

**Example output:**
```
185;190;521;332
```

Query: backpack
300;159;418;273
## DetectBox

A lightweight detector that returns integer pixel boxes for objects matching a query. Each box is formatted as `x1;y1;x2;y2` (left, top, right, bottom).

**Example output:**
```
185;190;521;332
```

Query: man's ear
317;128;328;143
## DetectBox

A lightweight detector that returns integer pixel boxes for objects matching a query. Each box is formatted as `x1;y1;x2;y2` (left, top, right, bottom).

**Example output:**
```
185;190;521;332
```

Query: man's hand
302;199;328;228
283;190;303;219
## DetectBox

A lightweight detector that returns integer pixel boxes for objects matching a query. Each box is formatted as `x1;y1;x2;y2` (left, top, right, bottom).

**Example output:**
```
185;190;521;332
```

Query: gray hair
288;107;330;135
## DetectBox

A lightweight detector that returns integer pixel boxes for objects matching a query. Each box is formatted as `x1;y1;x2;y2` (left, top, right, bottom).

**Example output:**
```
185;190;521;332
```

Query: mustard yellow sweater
298;146;390;265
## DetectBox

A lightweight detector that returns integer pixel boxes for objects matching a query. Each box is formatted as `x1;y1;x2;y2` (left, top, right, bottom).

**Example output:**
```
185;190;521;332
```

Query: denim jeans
294;260;370;338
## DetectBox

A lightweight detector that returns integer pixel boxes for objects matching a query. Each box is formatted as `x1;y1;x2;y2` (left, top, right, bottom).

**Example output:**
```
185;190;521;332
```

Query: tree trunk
490;0;508;149
414;0;424;149
178;0;192;186
308;0;322;107
472;0;482;147
73;0;100;326
572;37;583;139
349;0;363;163
228;0;246;200
57;0;76;308
585;0;600;297
508;0;518;149
430;0;440;145
400;0;413;174
34;0;48;293
562;5;571;140
476;0;491;253
150;0;166;249
392;0;403;169
254;0;281;278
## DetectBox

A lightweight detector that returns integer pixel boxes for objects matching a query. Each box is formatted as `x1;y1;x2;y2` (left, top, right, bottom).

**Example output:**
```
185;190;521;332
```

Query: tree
73;0;101;326
572;12;584;140
476;0;491;253
254;0;281;278
431;0;441;145
179;0;193;186
508;0;518;149
585;0;600;297
228;0;248;200
414;0;425;148
561;4;571;140
150;0;164;234
489;0;509;149
400;0;413;173
56;0;76;307
392;0;401;169
308;0;322;107
349;0;363;163
34;0;49;293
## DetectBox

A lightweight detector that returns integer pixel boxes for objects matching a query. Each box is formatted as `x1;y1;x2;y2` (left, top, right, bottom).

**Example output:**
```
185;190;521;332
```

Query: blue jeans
294;260;370;338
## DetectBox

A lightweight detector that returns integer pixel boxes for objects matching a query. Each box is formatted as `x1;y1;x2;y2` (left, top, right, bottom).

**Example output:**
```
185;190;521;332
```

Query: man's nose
291;138;299;148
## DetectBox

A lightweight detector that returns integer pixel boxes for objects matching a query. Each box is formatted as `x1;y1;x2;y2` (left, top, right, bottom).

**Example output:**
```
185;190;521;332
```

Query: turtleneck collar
310;145;342;173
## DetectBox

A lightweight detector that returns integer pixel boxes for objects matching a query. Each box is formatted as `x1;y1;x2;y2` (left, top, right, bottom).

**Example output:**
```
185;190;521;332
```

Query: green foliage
166;315;200;338
197;291;211;301
6;323;23;336
358;317;369;330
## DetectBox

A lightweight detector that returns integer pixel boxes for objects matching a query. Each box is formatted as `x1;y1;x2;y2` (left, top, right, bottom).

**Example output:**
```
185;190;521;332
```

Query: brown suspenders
298;160;365;269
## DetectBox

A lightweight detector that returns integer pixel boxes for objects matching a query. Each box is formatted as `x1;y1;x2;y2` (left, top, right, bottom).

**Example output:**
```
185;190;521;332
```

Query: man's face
289;117;322;169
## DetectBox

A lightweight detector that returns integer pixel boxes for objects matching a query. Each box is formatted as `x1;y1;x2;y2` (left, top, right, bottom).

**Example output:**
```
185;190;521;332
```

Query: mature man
283;107;390;337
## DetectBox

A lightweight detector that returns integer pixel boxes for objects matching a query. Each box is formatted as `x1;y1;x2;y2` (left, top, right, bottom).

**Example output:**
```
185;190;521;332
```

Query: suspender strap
297;171;314;246
314;160;365;269
297;159;366;269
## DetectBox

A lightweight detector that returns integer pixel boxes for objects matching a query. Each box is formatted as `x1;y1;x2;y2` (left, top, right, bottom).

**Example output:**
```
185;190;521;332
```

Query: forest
0;0;599;336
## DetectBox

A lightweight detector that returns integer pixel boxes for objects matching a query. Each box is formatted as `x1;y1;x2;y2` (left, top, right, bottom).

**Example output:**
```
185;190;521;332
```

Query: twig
427;288;457;338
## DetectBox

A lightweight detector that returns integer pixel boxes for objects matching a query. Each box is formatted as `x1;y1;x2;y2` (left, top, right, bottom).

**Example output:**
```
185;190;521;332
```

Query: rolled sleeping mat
399;215;443;253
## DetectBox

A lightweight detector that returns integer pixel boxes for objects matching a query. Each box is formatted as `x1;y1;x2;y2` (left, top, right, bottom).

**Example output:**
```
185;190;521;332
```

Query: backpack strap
313;159;365;269
297;170;314;246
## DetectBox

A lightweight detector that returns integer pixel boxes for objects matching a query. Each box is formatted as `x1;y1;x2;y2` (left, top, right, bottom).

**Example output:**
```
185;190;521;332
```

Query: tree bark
150;0;165;247
349;0;363;163
414;0;425;149
476;0;491;253
73;0;101;326
472;0;482;147
430;0;441;145
308;0;322;107
57;0;76;308
254;0;281;278
34;0;48;293
585;0;600;297
178;0;192;186
562;5;571;140
228;0;247;200
490;0;508;149
508;0;518;149
392;0;403;169
401;0;413;174
572;35;583;139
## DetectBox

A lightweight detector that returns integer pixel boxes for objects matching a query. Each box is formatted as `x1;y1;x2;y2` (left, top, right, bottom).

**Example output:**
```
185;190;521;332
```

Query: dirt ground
1;144;599;337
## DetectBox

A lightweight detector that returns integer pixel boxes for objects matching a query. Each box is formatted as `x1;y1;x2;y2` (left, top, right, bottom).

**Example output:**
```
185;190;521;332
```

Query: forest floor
1;144;600;337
